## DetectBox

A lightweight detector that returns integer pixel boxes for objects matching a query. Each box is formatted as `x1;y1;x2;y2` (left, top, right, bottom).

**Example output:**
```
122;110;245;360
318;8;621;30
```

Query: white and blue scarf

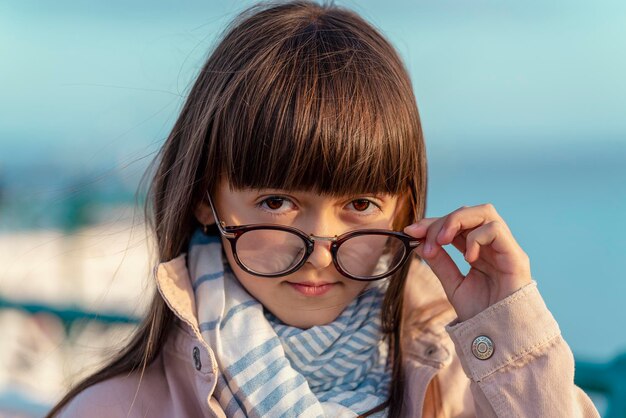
187;228;391;417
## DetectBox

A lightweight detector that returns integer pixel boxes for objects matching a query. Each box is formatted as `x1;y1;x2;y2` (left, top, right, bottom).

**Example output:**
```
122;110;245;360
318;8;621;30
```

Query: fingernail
424;242;432;255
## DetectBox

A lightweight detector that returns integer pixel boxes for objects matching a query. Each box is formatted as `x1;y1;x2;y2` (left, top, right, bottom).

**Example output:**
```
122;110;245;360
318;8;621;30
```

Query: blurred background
1;0;625;416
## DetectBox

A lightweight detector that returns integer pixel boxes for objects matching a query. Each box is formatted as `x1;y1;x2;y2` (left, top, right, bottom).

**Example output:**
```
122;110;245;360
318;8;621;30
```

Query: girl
48;1;600;417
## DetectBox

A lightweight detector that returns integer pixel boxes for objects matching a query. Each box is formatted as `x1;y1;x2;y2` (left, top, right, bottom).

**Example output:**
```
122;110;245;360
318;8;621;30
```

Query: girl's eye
265;197;284;210
351;199;371;211
256;196;296;214
348;199;382;215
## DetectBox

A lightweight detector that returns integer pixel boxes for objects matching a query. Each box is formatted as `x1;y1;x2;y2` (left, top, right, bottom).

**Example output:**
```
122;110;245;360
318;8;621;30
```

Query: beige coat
57;254;600;417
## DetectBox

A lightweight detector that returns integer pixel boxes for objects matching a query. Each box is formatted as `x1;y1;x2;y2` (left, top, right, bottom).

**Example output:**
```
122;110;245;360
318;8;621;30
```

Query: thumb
415;243;464;301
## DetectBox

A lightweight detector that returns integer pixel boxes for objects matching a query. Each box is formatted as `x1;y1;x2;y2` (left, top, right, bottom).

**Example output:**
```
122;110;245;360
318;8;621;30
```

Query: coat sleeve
444;281;600;418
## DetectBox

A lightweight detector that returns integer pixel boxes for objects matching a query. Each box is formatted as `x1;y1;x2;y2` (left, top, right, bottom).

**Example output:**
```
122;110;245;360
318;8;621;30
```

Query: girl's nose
306;239;334;270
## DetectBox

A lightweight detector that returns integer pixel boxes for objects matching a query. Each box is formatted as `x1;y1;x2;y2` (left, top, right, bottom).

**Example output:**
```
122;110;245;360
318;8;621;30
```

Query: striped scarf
187;227;391;417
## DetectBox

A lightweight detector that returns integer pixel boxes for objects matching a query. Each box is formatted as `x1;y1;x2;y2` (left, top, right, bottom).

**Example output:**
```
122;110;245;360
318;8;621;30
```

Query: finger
436;204;505;246
423;216;448;257
464;220;513;262
410;214;468;258
414;242;464;300
403;217;440;238
448;232;498;272
449;231;468;254
418;226;495;278
407;204;503;259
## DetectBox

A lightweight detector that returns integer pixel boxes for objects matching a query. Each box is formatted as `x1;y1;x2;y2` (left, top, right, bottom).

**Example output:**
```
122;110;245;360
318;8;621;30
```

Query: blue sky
1;0;625;169
1;1;626;359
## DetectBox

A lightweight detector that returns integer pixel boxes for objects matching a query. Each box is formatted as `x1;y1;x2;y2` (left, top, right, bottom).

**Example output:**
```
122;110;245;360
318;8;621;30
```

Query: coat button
471;336;494;360
193;346;202;370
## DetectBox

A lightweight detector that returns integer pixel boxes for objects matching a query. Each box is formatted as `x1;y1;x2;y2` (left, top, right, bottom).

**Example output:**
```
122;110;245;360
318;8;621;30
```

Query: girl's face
202;178;404;329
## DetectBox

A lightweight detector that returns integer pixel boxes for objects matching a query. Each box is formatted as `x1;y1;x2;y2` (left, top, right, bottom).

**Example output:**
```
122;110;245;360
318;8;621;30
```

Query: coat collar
154;253;200;332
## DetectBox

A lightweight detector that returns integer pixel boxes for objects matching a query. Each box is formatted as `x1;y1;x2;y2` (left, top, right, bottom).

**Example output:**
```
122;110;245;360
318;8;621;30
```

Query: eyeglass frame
205;191;422;281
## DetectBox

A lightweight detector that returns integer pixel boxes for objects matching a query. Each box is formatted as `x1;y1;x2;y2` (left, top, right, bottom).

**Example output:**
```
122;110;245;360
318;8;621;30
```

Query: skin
196;180;533;327
194;178;403;328
403;204;533;322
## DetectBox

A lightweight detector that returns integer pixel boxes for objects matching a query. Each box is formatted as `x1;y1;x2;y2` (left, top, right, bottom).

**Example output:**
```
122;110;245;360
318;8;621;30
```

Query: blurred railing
0;303;141;417
575;354;626;418
0;296;140;329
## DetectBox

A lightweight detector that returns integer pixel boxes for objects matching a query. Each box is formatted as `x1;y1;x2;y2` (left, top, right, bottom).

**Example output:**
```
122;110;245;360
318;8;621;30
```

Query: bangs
211;17;420;197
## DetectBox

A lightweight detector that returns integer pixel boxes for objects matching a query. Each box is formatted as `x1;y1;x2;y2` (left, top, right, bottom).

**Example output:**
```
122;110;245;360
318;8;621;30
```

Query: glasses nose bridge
308;233;338;243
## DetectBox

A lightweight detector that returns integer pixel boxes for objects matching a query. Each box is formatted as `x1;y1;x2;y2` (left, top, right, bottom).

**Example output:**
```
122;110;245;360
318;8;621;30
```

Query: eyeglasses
206;192;422;281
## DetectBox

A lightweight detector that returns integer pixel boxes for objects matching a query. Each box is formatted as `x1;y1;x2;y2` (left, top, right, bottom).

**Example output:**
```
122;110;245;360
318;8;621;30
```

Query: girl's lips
286;282;337;296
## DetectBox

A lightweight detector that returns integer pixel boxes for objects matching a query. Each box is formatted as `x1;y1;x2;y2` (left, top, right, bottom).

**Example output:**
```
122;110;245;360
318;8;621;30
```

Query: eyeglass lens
236;229;307;274
336;234;406;278
235;230;406;278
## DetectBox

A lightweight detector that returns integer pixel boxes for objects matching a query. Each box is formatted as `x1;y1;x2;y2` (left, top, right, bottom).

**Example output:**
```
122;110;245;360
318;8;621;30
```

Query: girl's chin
268;304;346;329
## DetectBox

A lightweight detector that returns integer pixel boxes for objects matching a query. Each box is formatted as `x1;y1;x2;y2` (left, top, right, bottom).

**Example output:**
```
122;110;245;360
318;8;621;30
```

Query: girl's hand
403;204;532;322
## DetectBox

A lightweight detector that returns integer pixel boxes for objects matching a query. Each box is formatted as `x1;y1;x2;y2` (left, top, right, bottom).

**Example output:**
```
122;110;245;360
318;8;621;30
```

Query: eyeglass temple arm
206;191;236;238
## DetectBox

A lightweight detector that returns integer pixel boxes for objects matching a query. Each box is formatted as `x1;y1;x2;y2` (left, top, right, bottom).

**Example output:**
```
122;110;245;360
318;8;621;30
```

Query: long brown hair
47;1;443;416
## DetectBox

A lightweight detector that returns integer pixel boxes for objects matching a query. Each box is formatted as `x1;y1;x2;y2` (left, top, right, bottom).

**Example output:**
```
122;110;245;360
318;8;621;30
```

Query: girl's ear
193;201;216;226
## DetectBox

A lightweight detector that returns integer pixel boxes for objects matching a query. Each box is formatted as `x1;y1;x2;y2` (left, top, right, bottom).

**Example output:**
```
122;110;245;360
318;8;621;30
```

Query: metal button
471;336;494;360
193;346;202;370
